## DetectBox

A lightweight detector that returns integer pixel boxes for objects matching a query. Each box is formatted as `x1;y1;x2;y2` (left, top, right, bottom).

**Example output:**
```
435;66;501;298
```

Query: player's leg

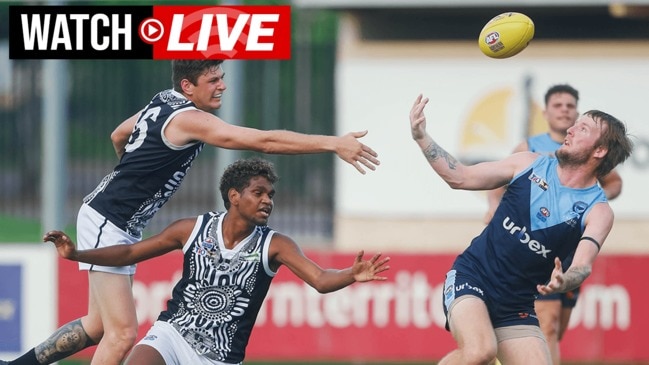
5;264;106;364
496;325;551;365
558;307;573;341
557;288;579;341
126;321;217;365
88;271;138;365
3;314;99;365
124;345;166;365
439;296;497;365
75;204;140;365
535;296;561;365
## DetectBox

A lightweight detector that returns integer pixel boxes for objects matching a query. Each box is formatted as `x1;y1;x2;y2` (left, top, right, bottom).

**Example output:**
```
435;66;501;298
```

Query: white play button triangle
139;18;164;43
147;24;159;36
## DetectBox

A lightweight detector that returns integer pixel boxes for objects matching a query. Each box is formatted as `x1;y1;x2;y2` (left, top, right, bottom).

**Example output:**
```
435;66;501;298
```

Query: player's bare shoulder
165;108;220;145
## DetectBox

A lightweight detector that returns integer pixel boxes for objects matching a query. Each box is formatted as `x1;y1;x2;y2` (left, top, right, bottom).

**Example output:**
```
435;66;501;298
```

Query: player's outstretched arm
410;94;533;191
270;233;390;293
43;218;194;266
166;111;380;174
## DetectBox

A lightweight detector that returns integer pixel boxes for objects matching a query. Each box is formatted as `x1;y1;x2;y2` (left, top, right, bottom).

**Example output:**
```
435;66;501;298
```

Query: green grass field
0;216;42;242
0;215;76;243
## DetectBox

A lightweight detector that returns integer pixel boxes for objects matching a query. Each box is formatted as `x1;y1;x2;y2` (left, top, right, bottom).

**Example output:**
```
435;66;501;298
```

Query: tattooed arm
538;258;592;294
537;203;613;294
409;94;536;191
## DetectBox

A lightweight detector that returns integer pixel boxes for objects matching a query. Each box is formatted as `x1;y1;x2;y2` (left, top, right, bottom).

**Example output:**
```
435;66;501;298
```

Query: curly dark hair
171;60;224;92
219;158;279;209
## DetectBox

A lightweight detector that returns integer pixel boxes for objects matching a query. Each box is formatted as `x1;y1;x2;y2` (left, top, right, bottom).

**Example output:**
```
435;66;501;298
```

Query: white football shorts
137;321;239;365
76;203;139;275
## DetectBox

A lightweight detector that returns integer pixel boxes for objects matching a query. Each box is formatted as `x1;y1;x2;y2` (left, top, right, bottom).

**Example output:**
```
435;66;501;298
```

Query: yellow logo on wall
458;86;546;164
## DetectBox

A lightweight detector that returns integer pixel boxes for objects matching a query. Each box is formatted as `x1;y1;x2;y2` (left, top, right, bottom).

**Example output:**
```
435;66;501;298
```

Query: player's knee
462;345;497;365
104;327;138;353
541;321;560;341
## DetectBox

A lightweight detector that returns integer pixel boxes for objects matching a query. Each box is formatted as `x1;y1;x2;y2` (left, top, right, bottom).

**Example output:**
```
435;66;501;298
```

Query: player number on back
125;107;160;153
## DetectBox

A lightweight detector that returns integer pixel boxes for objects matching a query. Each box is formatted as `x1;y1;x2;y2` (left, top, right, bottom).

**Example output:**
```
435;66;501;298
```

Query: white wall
332;21;649;250
335;41;649;219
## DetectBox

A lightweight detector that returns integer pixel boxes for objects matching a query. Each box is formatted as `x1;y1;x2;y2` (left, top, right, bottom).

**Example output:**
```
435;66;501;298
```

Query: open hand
336;131;380;174
43;230;78;260
537;257;565;295
352;250;390;282
410;94;429;141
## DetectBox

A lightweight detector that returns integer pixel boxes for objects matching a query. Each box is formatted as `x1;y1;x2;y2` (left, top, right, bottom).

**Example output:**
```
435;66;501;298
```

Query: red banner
58;253;649;362
149;5;291;59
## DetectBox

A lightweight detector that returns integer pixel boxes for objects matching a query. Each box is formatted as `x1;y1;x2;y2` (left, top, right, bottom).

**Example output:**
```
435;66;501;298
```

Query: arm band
580;236;601;251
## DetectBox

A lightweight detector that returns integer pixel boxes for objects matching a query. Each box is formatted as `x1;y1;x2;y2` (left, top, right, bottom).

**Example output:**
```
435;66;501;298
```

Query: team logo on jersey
201;238;215;250
528;173;548;191
563;201;588;227
536;207;550;222
573;201;588;214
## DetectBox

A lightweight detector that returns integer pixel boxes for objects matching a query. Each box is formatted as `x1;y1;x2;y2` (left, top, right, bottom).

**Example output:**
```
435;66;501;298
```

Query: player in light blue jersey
485;84;623;365
43;158;390;365
409;94;632;365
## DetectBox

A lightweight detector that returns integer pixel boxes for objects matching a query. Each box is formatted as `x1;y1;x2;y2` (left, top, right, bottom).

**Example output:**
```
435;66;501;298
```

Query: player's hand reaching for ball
351;250;391;282
335;131;380;175
537;257;565;295
410;94;430;141
43;230;78;261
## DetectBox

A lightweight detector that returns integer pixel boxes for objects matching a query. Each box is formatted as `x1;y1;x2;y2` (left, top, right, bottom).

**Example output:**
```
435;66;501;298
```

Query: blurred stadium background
2;0;649;364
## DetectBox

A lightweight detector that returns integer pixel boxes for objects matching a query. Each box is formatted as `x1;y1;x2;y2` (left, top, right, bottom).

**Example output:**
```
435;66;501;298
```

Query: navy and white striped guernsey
84;90;204;237
453;155;606;307
158;212;276;363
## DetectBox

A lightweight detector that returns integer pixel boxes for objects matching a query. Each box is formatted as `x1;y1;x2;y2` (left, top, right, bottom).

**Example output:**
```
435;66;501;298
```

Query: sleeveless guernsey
84;89;204;237
158;212;276;363
453;155;606;307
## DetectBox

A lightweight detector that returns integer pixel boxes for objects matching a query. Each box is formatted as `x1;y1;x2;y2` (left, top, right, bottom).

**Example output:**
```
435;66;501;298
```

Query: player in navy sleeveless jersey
43;158;390;365
484;84;623;365
409;94;632;365
4;61;380;365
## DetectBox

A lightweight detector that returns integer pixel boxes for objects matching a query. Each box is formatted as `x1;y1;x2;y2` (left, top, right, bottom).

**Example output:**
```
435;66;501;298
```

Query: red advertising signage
58;253;649;362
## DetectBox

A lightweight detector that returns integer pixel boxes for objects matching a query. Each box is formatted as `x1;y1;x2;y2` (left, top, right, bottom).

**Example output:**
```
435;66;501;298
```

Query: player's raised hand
537;257;565;295
43;230;78;260
410;94;430;141
352;250;390;282
335;131;380;174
